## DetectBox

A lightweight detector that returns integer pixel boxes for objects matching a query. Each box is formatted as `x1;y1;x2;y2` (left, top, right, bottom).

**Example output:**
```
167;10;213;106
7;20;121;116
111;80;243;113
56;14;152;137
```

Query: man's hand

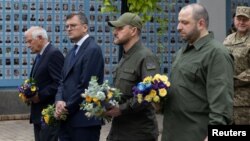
30;93;40;103
104;106;121;117
55;101;68;119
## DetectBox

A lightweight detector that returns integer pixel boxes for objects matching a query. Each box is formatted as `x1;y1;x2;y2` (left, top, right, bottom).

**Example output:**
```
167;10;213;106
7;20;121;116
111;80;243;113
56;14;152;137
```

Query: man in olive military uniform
223;6;250;125
105;12;160;141
162;4;234;141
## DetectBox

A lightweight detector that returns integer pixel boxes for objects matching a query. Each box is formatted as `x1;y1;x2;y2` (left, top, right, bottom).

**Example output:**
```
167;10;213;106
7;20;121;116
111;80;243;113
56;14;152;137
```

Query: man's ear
131;27;138;36
198;18;206;30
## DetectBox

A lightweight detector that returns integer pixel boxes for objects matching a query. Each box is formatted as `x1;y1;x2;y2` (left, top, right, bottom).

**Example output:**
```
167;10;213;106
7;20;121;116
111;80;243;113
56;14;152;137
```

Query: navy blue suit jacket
56;36;104;127
30;44;64;124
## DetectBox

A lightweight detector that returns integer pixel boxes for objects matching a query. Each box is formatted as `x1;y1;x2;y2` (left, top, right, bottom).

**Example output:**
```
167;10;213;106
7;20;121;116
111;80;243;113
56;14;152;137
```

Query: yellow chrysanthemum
159;88;167;97
24;79;29;84
149;89;157;97
44;115;50;124
107;91;113;100
92;97;99;103
160;75;168;82
137;94;143;103
153;95;160;103
153;74;161;82
19;93;27;101
96;101;101;106
31;86;36;92
143;76;153;83
145;95;152;102
165;81;171;87
85;95;92;103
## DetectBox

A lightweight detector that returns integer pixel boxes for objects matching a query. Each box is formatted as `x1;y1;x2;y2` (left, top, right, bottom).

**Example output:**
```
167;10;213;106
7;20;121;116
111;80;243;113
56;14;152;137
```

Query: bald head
181;3;209;29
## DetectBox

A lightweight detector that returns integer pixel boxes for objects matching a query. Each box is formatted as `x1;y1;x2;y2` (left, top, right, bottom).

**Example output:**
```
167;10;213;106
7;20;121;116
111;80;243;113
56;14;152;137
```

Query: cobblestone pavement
0;115;163;141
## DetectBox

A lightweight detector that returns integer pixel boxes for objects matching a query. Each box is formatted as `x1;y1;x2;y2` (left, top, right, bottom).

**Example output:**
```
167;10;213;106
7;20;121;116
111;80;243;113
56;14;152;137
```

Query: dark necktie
70;44;78;64
32;54;41;75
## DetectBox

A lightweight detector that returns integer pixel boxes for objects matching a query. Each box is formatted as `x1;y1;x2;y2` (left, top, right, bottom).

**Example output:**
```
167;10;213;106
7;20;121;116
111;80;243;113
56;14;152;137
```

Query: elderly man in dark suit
24;26;64;141
55;12;104;141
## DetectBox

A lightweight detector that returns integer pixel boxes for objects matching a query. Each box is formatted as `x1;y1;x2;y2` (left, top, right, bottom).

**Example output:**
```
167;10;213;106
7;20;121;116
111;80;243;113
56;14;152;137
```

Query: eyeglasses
65;24;80;30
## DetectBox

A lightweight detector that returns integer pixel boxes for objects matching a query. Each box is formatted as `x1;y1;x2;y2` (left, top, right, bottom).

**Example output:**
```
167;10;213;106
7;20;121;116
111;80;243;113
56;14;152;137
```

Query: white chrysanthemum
85;112;92;118
96;91;106;101
109;100;119;107
84;103;93;111
81;92;87;98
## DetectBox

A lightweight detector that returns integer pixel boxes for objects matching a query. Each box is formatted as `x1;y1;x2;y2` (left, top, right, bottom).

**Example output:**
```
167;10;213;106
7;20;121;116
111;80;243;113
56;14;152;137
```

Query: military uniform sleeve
234;48;250;86
207;48;234;125
141;55;160;78
119;55;160;114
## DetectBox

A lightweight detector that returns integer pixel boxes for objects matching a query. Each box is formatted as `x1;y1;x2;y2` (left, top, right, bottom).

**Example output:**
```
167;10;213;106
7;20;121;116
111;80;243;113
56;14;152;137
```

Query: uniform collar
122;40;142;58
183;32;214;52
234;31;250;44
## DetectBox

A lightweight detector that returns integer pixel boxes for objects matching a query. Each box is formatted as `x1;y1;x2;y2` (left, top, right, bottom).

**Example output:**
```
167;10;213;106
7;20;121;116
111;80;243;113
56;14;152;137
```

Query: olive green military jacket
107;41;160;141
162;33;234;141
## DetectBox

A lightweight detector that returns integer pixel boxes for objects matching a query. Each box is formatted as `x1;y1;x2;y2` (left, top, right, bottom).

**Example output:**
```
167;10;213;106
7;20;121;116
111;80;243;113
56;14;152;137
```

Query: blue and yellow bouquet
18;78;38;105
132;74;170;104
80;76;121;122
41;104;67;126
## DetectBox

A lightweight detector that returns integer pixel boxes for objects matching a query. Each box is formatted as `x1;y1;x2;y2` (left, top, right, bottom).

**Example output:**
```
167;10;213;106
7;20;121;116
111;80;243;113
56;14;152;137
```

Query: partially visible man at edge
223;6;250;125
162;3;234;141
24;26;64;141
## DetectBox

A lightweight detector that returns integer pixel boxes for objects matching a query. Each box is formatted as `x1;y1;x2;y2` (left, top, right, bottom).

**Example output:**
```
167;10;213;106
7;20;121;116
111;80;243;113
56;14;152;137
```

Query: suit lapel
32;44;51;77
64;37;91;78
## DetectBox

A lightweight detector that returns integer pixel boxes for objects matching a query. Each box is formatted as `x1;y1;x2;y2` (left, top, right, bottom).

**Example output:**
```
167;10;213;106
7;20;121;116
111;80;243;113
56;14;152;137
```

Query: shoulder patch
146;62;156;70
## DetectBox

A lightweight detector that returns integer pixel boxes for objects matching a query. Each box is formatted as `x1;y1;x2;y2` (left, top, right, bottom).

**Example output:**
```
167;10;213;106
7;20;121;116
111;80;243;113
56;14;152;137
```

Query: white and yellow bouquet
17;78;38;105
80;76;121;122
41;104;67;126
132;74;170;104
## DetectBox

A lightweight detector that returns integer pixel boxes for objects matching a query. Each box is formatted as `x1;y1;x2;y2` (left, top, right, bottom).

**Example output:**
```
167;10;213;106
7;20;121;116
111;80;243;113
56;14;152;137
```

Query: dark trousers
59;123;101;141
34;123;59;141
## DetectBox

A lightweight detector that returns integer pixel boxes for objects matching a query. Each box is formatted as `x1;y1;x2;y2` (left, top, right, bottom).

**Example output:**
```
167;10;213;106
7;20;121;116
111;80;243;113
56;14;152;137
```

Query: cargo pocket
120;68;137;95
179;64;198;88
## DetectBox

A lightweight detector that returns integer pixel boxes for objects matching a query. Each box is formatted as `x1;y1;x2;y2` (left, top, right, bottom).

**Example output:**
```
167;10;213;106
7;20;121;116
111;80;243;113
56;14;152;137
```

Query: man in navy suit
24;26;64;141
55;12;104;141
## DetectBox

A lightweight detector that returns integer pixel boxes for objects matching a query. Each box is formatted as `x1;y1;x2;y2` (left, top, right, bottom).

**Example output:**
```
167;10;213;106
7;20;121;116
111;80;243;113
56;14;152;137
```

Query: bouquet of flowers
41;104;67;126
18;78;38;105
132;74;170;104
80;76;121;122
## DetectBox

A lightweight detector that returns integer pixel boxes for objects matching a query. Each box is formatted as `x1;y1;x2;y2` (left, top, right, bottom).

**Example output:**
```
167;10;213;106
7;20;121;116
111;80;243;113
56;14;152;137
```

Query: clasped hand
104;106;121;118
55;101;68;119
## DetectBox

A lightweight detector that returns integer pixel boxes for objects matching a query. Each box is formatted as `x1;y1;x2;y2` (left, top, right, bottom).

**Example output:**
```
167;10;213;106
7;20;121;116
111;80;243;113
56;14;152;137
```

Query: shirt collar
39;42;50;55
183;32;214;52
76;34;89;47
74;34;89;54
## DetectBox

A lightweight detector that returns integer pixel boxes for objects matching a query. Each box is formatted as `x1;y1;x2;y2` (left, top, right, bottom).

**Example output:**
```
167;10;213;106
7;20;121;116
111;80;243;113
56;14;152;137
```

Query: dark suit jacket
30;43;64;124
56;36;104;127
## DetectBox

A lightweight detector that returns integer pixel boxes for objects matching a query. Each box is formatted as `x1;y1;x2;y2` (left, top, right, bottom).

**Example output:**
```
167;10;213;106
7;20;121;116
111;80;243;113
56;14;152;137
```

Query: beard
113;35;131;45
181;26;200;44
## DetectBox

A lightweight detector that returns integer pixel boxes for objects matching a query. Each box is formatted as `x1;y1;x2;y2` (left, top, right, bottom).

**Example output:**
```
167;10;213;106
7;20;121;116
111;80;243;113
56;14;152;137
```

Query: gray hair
24;26;48;39
183;3;209;28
